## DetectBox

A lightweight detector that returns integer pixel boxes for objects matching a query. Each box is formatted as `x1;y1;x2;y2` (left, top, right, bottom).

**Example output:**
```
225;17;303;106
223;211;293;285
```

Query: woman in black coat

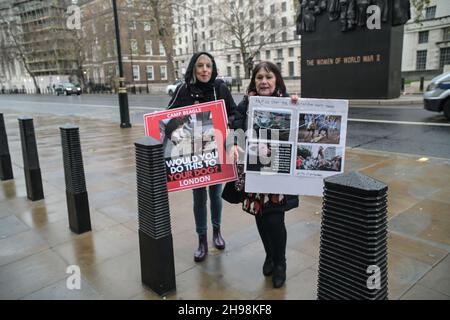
230;61;299;288
168;52;236;262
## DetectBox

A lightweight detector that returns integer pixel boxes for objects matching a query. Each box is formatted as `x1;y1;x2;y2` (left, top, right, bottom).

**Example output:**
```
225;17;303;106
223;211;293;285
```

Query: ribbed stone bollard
135;136;176;296
317;172;389;300
0;113;13;180
60;124;91;234
18;117;44;201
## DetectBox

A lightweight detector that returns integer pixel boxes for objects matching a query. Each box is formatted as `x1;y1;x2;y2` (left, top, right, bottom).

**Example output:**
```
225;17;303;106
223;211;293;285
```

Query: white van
424;71;450;120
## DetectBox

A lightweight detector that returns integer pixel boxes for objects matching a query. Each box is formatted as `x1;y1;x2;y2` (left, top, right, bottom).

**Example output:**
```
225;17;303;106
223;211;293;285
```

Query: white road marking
349;118;450;127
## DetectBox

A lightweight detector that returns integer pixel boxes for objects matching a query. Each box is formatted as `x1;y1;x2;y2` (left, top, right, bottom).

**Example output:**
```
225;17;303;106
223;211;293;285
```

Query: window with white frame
160;65;167;80
133;65;140;80
145;40;152;55
159;41;166;56
127;0;134;7
144;21;151;31
146;65;154;80
130;39;138;55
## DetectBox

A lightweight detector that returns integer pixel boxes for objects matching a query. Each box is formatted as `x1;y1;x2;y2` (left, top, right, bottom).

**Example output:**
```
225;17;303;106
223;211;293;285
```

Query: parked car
55;83;81;96
424;71;450;120
166;79;183;96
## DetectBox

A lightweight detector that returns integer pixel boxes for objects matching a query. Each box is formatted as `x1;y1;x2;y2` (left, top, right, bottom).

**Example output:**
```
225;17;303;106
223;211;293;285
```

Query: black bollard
0;113;14;180
317;172;388;300
18;117;44;201
60;124;91;234
135;136;176;296
420;77;424;92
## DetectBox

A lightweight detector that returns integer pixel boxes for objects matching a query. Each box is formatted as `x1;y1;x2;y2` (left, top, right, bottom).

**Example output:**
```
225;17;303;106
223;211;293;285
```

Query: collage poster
245;96;348;196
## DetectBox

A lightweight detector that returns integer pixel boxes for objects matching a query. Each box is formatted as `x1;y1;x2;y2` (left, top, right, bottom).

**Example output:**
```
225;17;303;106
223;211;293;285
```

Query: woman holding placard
228;61;299;288
167;52;236;262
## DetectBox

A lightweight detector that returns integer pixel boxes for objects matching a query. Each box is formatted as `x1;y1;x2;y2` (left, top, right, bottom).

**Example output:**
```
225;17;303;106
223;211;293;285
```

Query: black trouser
255;209;287;266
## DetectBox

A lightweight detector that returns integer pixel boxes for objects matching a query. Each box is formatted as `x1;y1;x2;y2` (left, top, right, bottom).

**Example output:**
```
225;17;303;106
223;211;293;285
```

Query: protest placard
144;100;237;192
244;96;348;196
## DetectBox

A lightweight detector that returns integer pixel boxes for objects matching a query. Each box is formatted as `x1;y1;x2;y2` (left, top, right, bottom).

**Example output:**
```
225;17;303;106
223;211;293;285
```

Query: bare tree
213;0;289;79
140;0;176;82
0;7;41;93
411;0;432;21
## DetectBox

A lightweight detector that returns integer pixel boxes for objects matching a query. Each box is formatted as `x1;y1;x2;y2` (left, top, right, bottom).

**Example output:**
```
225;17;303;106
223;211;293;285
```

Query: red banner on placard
143;100;237;192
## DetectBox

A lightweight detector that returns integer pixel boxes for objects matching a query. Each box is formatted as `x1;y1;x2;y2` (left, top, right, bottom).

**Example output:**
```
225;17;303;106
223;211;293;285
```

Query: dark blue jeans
193;184;223;236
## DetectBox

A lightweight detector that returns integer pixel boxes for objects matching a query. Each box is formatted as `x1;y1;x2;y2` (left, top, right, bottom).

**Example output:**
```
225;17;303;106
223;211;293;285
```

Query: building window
210;30;214;38
260;21;264;31
289;47;294;57
418;31;429;44
129;20;136;30
232;40;236;48
133;65;140;81
270;34;275;42
210;42;213;51
145;40;152;55
289;61;294;77
227;66;231;76
130;39;138;55
160;65;167;80
144;21;151;31
227;55;231;62
416;50;427;70
443;27;450;41
282;32;287;42
282;2;286;12
277;49;283;59
255;51;260;60
146;65;154;80
270;4;275;14
202;43;206;51
282;17;287;27
235;65;240;78
266;50;271;59
236;54;240;62
276;62;282;72
260;35;264;44
159;41;166;56
425;6;436;19
126;0;134;7
202;31;205;40
440;48;450;69
270;19;275;29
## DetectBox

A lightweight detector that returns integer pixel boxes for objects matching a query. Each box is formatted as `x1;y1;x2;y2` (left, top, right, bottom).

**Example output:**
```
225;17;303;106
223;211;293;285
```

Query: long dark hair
247;61;286;96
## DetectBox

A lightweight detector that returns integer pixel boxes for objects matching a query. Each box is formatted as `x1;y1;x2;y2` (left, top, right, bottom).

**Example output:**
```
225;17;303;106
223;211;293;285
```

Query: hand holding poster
244;96;348;197
143;100;237;192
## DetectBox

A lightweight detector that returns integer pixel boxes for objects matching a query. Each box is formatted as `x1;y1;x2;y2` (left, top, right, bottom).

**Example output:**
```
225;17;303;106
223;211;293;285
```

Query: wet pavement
0;111;449;300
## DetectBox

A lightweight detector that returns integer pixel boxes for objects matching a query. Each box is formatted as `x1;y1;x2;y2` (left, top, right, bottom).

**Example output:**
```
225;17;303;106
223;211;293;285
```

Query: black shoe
262;256;274;276
272;263;286;288
213;228;225;250
194;234;208;262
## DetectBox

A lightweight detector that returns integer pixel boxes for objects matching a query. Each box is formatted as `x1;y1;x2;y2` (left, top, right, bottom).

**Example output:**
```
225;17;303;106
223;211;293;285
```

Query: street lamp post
112;0;131;128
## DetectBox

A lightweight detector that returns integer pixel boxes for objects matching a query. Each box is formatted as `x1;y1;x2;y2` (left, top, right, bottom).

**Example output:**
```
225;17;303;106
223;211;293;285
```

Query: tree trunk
31;74;40;94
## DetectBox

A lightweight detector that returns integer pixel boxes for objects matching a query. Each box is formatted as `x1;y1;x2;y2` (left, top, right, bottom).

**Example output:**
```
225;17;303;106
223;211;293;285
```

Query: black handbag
221;180;243;204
